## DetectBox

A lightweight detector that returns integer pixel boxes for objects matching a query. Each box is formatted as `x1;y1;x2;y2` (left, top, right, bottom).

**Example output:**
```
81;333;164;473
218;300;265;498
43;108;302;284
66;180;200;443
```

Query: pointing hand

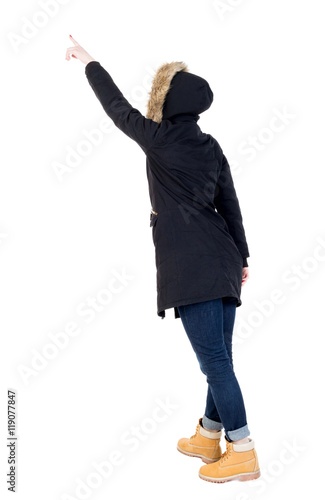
65;35;96;65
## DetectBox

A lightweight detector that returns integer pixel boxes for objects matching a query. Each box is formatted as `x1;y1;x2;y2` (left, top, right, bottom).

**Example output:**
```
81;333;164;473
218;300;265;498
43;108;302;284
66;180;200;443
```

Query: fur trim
146;61;188;123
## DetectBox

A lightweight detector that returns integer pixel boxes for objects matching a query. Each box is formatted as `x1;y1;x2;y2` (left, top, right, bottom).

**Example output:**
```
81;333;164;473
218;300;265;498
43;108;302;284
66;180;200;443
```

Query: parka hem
157;292;242;319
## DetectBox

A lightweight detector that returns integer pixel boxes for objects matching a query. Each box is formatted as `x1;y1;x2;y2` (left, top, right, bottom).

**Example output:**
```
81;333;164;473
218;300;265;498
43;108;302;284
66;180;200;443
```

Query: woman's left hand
242;267;249;285
65;35;96;65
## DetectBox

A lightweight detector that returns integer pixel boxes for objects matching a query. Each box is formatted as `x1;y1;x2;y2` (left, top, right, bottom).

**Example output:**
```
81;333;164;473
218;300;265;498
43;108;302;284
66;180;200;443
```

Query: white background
1;0;324;498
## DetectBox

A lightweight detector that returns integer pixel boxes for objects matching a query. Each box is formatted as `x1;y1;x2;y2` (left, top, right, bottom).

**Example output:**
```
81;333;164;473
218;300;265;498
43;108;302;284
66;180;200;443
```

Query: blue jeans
177;297;250;441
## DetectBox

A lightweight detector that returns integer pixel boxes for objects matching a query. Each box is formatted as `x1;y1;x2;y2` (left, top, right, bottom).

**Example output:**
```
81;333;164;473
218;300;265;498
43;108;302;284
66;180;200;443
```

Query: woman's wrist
85;57;96;66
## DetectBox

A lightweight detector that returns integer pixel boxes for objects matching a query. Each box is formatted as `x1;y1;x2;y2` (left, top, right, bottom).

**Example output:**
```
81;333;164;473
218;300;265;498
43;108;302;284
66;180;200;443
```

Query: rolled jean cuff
226;424;250;442
202;415;223;431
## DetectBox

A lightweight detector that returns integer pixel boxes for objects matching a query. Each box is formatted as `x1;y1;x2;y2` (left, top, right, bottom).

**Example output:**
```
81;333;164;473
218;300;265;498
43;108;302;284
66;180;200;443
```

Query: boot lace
190;424;200;440
219;443;232;464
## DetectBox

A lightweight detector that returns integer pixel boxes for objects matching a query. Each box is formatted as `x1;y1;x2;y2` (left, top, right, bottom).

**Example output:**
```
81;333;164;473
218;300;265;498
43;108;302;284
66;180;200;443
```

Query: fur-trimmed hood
146;62;214;123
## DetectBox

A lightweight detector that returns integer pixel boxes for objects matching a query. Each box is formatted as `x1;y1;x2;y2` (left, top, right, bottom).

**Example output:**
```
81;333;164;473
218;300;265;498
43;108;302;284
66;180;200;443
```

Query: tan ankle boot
199;438;261;482
177;419;222;464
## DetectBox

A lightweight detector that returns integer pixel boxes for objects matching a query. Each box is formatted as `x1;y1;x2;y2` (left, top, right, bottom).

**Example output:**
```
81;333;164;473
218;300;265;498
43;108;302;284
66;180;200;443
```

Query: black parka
85;61;250;319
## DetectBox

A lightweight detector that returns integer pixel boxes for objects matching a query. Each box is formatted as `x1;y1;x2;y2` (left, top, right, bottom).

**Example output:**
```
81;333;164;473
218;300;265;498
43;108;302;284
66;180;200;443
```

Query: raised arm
66;35;160;151
214;154;250;268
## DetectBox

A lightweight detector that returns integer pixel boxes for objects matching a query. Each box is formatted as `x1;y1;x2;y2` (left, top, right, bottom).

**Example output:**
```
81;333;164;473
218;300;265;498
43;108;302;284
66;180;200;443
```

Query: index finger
69;34;79;46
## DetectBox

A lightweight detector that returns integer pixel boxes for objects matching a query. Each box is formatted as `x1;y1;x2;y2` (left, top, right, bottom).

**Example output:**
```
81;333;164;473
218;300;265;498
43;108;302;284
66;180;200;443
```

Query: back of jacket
85;62;250;318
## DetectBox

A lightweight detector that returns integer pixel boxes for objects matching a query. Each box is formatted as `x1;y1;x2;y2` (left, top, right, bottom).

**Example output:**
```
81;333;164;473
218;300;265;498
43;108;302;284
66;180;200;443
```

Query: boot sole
199;470;261;483
177;446;221;464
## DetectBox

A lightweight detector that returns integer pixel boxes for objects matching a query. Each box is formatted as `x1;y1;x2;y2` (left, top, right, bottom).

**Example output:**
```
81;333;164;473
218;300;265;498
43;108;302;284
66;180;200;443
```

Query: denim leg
178;298;250;441
203;297;237;426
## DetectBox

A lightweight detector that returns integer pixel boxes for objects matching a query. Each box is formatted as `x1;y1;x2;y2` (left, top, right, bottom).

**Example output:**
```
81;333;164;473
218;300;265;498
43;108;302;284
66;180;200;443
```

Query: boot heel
239;470;261;481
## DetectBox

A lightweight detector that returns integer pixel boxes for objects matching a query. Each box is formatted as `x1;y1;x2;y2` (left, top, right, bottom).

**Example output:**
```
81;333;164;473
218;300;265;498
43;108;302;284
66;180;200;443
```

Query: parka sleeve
214;154;250;267
84;61;160;151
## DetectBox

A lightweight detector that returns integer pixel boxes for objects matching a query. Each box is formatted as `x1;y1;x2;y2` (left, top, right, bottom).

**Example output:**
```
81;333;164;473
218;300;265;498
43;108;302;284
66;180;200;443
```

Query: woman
66;35;260;483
